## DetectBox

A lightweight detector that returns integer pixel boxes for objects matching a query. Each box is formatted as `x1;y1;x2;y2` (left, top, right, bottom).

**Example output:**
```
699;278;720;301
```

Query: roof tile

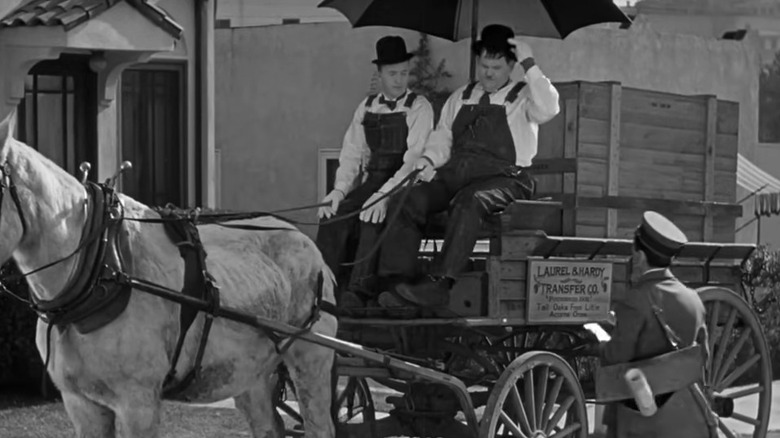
0;0;182;39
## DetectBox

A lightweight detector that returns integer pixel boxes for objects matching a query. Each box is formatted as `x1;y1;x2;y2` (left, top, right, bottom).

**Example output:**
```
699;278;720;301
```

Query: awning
737;153;780;216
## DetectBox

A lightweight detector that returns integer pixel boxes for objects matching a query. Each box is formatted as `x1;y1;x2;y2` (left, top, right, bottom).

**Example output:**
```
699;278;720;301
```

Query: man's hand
318;189;346;219
507;38;534;62
413;156;436;183
360;191;388;224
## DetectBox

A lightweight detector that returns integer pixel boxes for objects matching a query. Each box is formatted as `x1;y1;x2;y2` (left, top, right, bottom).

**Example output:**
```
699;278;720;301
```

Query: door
17;54;98;177
120;64;186;207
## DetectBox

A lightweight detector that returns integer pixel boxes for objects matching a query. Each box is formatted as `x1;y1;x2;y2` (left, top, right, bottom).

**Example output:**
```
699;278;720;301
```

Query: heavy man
316;36;434;306
375;24;560;309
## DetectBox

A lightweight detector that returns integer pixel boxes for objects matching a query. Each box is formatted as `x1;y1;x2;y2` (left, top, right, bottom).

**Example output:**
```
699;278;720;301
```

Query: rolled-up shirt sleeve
378;97;434;194
522;65;560;124
421;89;461;168
333;100;367;194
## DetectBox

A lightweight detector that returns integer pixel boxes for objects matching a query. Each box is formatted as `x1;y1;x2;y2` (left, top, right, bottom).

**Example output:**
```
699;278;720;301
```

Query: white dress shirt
422;66;560;168
334;90;434;196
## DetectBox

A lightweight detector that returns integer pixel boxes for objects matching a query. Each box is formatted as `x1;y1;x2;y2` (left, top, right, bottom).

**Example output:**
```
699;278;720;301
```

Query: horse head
0;109;25;264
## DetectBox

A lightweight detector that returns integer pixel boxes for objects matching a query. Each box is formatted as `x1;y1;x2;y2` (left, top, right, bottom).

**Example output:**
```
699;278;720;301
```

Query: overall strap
505;81;527;104
365;94;379;109
403;92;417;109
461;82;478;101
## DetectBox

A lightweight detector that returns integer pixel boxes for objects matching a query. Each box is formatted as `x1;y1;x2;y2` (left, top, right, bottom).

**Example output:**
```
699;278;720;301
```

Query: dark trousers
376;172;534;279
315;175;389;293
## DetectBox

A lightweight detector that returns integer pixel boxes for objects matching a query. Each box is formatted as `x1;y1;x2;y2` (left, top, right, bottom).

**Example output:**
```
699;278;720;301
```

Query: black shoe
393;275;454;307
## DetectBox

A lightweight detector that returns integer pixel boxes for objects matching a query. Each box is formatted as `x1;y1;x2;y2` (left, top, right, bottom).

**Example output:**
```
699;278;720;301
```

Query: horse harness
0;165;330;400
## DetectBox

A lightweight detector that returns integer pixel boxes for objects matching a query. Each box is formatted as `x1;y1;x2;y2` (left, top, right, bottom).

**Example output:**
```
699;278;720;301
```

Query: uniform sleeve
378;97;434;194
333;100;367;194
421;88;462;168
600;301;646;366
521;66;560;125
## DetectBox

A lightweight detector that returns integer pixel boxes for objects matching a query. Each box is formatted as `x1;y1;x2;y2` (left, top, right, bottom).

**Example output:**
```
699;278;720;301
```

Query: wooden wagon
267;82;773;438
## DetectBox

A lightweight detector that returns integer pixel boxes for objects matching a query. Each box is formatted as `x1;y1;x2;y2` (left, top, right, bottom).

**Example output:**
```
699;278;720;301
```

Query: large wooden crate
531;81;741;242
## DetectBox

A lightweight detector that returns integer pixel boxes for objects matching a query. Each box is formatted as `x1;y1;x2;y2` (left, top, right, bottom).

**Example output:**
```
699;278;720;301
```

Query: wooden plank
620;87;707;131
499;260;527;280
498;279;526;299
578;157;608;187
713;216;738;243
619;159;704;196
716;100;739;135
576;224;606;238
528;158;577;174
579;142;608;160
579;196;743;217
578;82;612;121
703;96;717;241
620;146;705;169
497;300;526;318
488;256;502;316
619;122;706;155
578;118;610;145
563;98;578;235
715;133;738;159
607;83;621;238
500;232;549;261
715;156;737;172
578;207;608;226
579;183;605;197
537;110;566;159
714;172;736;204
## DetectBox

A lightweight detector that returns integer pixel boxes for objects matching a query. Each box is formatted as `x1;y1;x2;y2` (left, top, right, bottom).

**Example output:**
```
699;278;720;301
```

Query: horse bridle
0;161;27;244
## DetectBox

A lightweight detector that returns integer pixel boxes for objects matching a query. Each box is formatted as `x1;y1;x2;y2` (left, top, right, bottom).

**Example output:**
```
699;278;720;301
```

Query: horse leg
284;313;337;438
114;391;162;438
62;391;116;438
234;371;284;438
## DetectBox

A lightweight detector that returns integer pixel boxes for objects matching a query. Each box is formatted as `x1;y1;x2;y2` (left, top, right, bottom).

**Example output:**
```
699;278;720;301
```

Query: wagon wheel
275;374;376;437
480;351;588;438
698;287;772;438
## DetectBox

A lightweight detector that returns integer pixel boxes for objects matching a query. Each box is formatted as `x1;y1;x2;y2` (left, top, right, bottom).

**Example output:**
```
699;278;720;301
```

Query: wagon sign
526;259;612;323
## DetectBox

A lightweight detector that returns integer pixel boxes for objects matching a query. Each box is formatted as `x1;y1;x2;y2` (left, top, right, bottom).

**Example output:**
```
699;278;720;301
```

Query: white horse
0;111;337;438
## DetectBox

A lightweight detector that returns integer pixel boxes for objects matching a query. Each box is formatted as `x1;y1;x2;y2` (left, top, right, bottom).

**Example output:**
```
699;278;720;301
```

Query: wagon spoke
548;422;582;438
730;412;761;426
524;368;537;431
726;385;763;399
718;418;738;438
534;365;549;428
717;354;760;391
499;411;529;438
711;308;738;382
707;301;720;359
544;395;574;435
541;375;564;431
714;327;751;385
508;383;532;433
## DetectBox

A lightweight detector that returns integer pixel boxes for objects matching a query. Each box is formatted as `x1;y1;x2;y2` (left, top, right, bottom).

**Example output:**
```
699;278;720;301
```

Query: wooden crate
531;81;741;243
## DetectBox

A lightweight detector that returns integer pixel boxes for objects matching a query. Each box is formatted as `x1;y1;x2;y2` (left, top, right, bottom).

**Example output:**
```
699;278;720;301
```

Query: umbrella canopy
318;0;632;42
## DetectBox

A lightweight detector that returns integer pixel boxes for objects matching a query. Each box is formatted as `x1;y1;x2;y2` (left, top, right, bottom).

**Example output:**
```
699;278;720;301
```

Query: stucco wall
216;21;761;238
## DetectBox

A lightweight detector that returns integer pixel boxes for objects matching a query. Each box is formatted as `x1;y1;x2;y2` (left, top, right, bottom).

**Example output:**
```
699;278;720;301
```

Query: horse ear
0;109;16;148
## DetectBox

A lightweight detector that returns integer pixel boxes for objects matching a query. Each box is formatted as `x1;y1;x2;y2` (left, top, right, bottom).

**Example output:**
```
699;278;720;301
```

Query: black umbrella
318;0;632;42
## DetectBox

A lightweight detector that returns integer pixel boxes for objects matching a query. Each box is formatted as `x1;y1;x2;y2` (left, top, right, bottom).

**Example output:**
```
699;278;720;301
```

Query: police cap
634;211;688;263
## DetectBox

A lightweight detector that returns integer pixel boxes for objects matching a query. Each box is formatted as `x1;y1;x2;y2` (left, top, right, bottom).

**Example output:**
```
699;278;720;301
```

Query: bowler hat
372;36;414;65
634;211;688;263
472;24;517;60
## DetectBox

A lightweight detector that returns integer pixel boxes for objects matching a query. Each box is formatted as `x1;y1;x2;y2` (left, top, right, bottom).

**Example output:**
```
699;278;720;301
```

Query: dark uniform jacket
601;268;713;438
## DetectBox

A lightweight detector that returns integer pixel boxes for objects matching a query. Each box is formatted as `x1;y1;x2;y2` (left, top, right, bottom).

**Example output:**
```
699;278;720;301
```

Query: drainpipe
195;0;216;209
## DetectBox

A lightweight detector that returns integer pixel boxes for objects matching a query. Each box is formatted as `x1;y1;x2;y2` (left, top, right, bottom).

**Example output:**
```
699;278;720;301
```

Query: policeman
316;36;434;309
589;211;716;438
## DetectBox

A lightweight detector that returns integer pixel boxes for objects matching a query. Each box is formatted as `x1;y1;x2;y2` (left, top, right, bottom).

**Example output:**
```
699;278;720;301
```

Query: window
318;148;340;200
17;55;97;176
120;63;186;207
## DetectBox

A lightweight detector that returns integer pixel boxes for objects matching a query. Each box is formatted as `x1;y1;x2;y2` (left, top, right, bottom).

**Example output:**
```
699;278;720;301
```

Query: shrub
741;245;780;377
408;33;453;126
0;260;45;389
